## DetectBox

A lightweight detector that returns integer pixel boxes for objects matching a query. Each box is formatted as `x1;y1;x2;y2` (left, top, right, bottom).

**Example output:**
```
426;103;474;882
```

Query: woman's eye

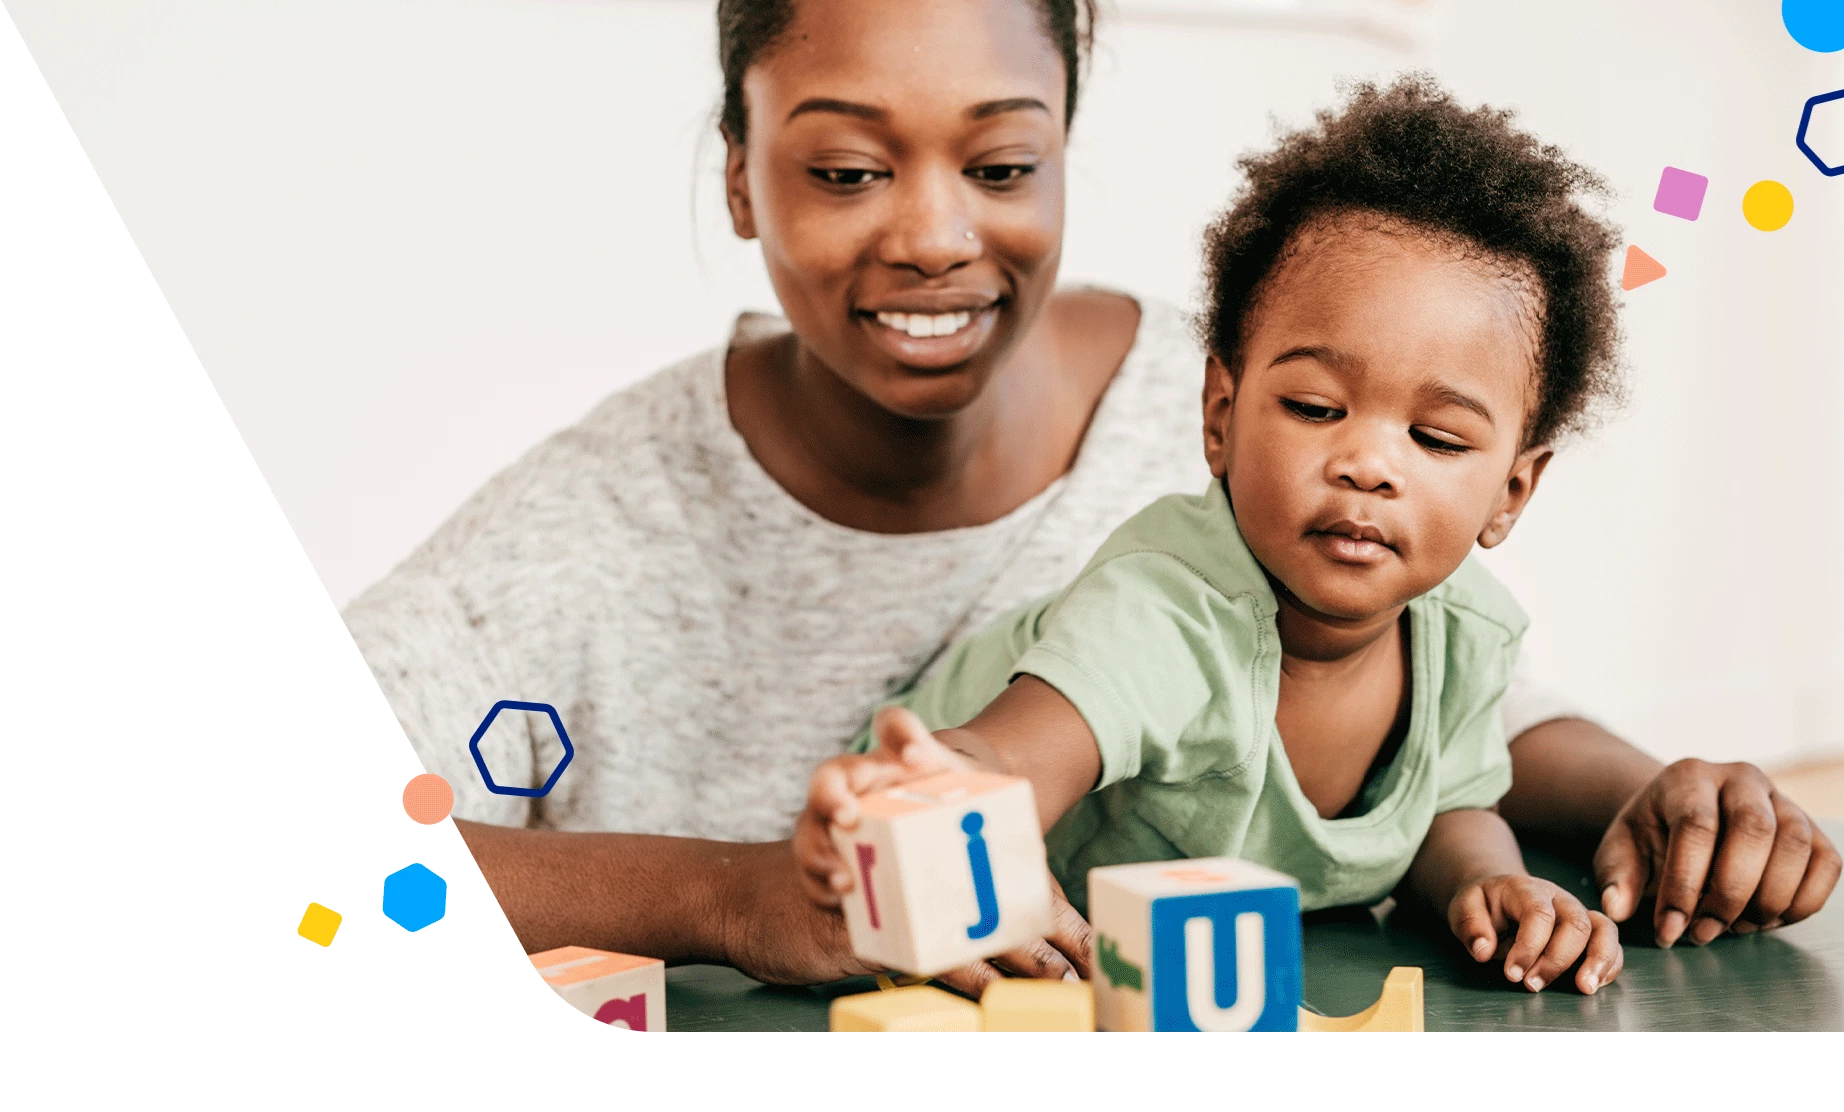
809;167;888;188
965;164;1036;185
1281;399;1343;422
1411;428;1471;455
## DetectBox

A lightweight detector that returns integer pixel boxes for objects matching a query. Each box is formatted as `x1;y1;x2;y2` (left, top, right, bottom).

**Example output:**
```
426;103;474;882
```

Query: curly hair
716;0;1098;143
1199;74;1624;448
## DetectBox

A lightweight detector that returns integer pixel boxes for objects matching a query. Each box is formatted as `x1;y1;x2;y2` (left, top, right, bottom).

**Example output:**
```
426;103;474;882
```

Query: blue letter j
962;811;1000;940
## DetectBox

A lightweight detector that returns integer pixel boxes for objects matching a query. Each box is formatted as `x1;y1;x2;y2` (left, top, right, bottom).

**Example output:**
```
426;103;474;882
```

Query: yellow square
297;902;343;947
830;985;982;1031
980;979;1094;1031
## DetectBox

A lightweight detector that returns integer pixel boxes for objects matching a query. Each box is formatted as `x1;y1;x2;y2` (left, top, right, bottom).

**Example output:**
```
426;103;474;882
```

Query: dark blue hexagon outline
467;699;576;797
1796;88;1844;177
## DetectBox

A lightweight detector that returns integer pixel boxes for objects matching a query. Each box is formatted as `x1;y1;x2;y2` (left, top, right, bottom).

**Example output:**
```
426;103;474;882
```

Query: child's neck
1270;581;1406;667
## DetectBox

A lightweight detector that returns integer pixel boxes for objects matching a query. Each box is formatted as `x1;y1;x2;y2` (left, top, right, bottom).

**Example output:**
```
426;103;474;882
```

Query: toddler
797;76;1627;995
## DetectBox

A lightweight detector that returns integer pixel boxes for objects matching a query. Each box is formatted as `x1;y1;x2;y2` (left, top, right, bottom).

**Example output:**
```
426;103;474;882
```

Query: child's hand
1447;874;1624;994
793;706;971;908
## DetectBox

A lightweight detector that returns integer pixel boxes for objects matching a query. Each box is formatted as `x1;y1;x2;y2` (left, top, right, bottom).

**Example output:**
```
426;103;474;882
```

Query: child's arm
1407;808;1624;994
793;676;1099;907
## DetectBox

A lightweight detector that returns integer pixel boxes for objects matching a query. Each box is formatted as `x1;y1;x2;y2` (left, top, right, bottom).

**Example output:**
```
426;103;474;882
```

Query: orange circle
402;773;455;824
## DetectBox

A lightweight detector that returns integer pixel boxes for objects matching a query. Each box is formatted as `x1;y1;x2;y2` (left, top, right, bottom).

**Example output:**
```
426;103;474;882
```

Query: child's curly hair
1199;74;1624;448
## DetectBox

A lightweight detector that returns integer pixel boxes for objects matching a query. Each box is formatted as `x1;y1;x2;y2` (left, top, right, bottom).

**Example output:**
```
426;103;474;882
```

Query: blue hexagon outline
467;699;576;797
382;862;447;932
1796;88;1844;177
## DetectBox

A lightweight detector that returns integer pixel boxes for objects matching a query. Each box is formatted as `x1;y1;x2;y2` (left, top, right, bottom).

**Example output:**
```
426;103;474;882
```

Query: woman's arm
462;818;1092;992
1501;715;1841;948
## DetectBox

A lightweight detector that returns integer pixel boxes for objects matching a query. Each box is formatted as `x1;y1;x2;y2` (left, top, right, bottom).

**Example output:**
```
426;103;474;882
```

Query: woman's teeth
875;310;974;338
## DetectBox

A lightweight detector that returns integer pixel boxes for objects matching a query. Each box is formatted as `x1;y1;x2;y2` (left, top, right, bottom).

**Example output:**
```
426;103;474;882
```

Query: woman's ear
723;128;758;241
1477;444;1553;548
1201;354;1236;479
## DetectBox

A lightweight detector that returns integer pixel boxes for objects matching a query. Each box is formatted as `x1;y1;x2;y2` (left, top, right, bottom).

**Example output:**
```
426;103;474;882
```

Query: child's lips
1308;530;1396;565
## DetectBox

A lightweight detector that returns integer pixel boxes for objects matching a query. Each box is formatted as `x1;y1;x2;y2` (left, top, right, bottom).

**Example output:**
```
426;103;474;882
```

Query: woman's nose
876;167;980;278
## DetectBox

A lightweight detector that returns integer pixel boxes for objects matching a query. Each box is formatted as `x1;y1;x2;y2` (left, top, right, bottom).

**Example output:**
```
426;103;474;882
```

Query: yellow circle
1741;180;1794;231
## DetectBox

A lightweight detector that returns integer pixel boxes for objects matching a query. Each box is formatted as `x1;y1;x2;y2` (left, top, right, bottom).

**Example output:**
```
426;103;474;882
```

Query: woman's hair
715;0;1098;142
1199;74;1624;448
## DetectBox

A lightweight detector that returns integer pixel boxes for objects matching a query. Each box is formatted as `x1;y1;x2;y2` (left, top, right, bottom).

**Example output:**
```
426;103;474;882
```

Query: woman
343;0;1837;994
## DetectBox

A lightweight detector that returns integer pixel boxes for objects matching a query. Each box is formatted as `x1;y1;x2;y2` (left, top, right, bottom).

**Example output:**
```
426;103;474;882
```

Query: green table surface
664;821;1844;1031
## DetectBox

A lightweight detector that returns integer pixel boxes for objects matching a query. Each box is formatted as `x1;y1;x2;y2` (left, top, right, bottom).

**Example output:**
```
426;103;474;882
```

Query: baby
797;76;1627;995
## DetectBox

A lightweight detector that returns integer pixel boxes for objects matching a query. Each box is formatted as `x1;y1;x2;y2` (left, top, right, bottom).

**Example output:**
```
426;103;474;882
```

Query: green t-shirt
853;479;1527;916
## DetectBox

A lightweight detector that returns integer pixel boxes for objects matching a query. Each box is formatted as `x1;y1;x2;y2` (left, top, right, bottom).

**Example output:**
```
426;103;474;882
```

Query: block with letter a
832;769;1053;976
529;946;667;1031
1088;857;1302;1031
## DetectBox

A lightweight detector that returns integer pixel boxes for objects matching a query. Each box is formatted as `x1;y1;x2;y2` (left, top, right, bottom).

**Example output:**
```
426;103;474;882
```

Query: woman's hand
1448;874;1623;994
1593;759;1841;948
792;705;970;907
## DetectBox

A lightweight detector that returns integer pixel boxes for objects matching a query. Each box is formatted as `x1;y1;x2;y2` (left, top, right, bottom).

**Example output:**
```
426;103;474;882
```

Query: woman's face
724;0;1068;419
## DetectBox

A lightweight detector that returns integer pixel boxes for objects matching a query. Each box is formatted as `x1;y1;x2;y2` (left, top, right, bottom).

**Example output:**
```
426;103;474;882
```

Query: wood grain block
980;978;1095;1031
1298;967;1423;1032
1089;857;1302;1031
833;769;1053;976
830;985;983;1031
530;945;666;1031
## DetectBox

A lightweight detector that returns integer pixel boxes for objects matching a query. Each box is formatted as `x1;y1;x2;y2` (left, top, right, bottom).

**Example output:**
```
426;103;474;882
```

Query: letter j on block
831;769;1053;976
1088;857;1303;1031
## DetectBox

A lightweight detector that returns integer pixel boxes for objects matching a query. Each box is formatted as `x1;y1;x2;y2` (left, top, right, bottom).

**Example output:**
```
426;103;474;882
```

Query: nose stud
965;230;976;241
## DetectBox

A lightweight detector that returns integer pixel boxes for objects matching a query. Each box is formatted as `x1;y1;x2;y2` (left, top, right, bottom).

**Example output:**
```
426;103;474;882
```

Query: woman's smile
857;303;1001;370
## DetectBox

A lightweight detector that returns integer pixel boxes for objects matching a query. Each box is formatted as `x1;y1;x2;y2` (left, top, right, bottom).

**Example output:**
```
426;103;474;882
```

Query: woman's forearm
1498;717;1663;839
455;820;759;960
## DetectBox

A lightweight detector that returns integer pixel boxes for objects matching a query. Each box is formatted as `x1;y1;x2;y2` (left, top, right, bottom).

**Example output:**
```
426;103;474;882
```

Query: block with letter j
1089;857;1302;1031
832;769;1053;976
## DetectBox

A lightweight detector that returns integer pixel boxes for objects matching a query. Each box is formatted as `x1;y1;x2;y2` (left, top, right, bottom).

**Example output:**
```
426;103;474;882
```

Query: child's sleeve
1010;551;1264;792
1431;611;1522;814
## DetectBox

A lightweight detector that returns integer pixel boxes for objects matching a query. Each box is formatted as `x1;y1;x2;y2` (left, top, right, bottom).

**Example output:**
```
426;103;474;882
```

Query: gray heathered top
342;295;1210;841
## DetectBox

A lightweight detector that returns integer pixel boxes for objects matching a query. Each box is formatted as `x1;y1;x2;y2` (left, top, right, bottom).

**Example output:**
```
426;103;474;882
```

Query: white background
4;0;1843;769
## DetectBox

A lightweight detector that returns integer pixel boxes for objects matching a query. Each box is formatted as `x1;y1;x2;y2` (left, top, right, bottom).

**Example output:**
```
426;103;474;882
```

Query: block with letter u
1089;857;1302;1031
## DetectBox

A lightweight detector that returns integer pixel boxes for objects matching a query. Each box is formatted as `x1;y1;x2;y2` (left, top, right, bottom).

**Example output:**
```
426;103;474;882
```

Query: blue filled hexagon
383;863;448;932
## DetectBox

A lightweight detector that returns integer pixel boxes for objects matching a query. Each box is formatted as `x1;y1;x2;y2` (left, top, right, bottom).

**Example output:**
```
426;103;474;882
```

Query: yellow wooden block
830;985;983;1031
981;979;1095;1031
1298;967;1423;1032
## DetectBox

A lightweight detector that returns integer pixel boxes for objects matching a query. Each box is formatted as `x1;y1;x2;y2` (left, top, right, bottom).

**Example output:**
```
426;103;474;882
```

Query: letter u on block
1183;912;1265;1032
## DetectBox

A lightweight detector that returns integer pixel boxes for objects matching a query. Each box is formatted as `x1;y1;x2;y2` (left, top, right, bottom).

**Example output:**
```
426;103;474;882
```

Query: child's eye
965;164;1036;186
1280;399;1343;422
809;167;890;188
1411;427;1471;455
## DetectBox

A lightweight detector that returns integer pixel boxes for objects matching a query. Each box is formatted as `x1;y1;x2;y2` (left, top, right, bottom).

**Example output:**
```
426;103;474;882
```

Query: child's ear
1477;444;1553;548
1201;354;1236;479
723;128;758;241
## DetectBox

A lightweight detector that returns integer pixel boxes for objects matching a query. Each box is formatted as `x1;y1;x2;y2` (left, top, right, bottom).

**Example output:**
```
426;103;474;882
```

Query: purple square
1653;166;1709;221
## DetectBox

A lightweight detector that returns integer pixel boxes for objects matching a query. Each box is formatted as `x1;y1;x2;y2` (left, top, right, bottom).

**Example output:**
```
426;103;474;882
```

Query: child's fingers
1573;911;1623;995
807;759;865;832
1522;897;1592;993
1498;884;1556;986
872;706;966;774
1446;884;1499;963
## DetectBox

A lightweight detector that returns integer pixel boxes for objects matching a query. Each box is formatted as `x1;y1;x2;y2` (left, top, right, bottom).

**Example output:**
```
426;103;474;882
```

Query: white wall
10;0;1843;771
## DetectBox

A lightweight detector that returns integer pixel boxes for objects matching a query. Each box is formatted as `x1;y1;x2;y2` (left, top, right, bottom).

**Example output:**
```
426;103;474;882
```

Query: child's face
1204;216;1553;623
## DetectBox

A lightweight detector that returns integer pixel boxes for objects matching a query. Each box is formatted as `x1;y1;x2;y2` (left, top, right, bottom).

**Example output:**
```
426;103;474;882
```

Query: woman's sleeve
1499;645;1600;743
343;560;534;829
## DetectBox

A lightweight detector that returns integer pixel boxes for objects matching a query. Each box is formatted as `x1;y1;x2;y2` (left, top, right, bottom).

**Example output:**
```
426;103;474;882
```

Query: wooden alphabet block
1298;966;1423;1032
980;978;1095;1031
530;945;666;1031
830;985;984;1031
1088;857;1302;1031
833;769;1053;976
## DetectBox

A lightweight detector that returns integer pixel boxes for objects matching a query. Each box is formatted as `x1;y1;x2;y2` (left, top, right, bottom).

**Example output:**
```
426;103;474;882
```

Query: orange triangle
1622;245;1666;290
